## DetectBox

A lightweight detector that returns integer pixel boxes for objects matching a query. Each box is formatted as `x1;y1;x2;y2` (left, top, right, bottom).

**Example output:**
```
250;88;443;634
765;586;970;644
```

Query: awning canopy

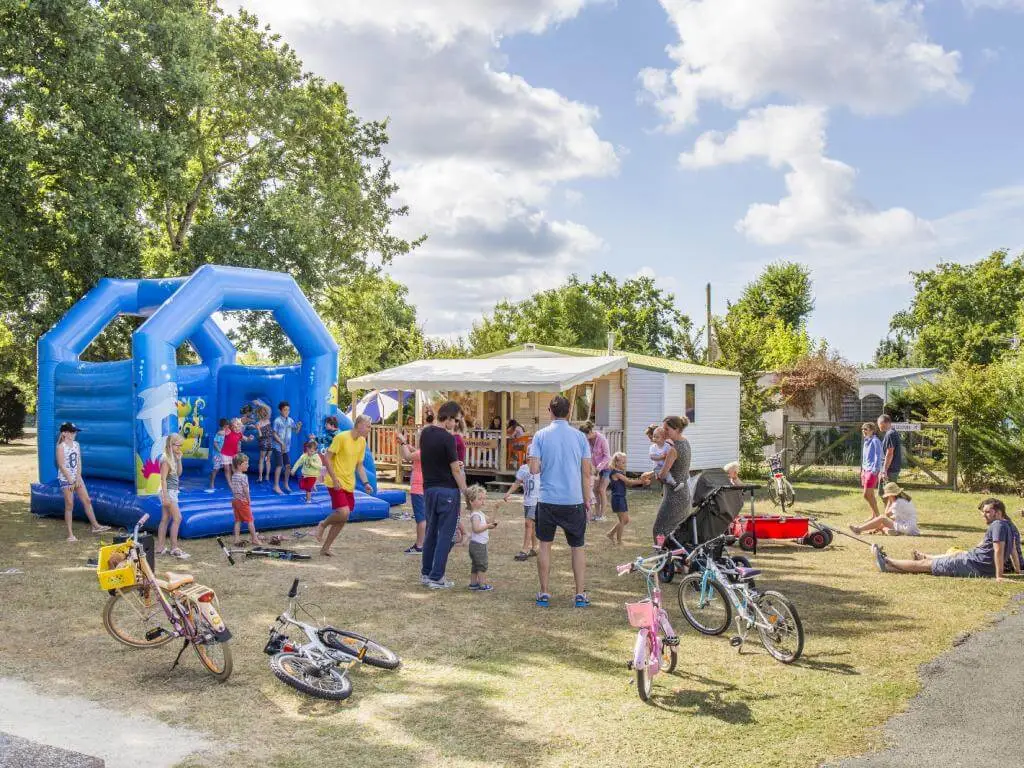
347;356;628;393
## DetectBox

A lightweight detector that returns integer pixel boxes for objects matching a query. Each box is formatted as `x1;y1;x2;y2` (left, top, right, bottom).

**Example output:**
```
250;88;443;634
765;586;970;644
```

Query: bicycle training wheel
660;638;678;674
194;637;233;681
756;590;804;663
635;633;654;703
102;587;176;648
677;574;732;636
270;652;352;701
319;628;401;670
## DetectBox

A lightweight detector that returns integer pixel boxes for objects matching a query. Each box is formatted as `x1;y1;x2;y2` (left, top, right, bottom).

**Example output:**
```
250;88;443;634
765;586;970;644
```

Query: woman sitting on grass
850;482;920;536
873;498;1018;580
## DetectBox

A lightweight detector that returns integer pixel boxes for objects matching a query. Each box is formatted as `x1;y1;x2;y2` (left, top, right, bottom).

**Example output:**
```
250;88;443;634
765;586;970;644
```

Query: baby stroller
659;469;760;583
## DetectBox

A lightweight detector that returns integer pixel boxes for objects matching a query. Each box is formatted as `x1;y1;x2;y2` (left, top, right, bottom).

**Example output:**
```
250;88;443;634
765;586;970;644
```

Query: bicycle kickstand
171;638;190;671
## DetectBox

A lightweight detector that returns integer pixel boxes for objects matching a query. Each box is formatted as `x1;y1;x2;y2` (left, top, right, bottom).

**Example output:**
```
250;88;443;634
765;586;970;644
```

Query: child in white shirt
645;424;681;491
466;486;497;591
505;459;540;561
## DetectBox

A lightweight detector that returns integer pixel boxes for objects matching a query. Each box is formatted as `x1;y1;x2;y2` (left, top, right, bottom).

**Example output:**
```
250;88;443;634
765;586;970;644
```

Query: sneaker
404;544;423;555
475;584;494;592
468;583;480;590
535;592;551;607
91;525;111;533
513;551;530;562
204;488;216;494
66;535;78;543
574;593;591;608
591;515;606;523
427;579;454;590
871;544;888;573
170;548;191;560
157;547;170;557
401;513;412;521
419;574;431;585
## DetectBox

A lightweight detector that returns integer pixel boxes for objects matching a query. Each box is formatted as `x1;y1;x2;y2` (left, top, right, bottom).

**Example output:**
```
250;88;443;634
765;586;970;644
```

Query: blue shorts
411;493;425;524
272;449;290;469
930;552;982;578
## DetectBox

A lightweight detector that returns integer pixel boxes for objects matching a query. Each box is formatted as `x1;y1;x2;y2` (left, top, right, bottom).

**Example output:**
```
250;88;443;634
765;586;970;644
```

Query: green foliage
1;1;418;392
421;337;472;359
903;356;1024;490
874;335;912;367
712;262;815;462
888;250;1024;368
0;381;27;443
469;272;700;359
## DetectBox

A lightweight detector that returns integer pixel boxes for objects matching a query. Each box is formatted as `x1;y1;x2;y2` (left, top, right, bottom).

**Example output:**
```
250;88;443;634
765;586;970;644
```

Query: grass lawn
1;436;1020;768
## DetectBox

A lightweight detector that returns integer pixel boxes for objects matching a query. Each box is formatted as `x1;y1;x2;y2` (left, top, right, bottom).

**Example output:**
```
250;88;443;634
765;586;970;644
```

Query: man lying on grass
873;498;1022;581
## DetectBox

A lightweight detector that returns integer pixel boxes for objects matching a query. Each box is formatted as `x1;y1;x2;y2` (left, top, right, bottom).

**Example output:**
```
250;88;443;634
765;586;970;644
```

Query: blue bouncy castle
31;265;404;537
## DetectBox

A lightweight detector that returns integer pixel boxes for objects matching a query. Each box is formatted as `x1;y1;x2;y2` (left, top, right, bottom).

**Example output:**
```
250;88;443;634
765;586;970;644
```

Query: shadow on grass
647;669;762;722
922;522;983;534
793;651;859;676
0;442;36;458
763;578;915;639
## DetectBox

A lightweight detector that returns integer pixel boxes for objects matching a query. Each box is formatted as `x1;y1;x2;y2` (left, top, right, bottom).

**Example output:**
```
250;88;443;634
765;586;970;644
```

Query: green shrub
0;382;27;444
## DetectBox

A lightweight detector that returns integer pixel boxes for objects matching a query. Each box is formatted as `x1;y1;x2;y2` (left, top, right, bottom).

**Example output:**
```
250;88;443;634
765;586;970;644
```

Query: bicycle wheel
767;481;781;507
319;628;401;670
194;637;233;681
635;633;654;703
782;479;796;507
677;574;732;636
270;652;352;701
103;587;176;648
756;590;804;663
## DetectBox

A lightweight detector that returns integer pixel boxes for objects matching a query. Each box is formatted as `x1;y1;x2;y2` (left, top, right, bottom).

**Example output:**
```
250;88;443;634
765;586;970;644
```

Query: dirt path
0;678;218;768
829;596;1023;767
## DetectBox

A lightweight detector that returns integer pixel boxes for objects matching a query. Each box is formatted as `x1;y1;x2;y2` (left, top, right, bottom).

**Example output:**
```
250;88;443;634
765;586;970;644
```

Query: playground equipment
31;266;404;537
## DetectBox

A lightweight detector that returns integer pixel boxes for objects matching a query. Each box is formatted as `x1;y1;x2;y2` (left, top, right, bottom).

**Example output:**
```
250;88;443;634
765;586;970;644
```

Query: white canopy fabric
347;356;628;393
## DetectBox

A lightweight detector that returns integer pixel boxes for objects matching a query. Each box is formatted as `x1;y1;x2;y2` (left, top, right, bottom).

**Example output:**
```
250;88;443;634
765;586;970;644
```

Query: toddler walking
231;453;262;545
606;452;650;544
466;486;497;591
291;439;323;503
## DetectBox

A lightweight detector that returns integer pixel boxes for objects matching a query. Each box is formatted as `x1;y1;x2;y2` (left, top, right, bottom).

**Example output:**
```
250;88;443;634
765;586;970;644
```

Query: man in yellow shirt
316;415;372;556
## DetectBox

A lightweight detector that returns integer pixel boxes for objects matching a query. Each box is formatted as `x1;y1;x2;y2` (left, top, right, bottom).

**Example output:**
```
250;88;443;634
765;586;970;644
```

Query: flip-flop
513;551;529;561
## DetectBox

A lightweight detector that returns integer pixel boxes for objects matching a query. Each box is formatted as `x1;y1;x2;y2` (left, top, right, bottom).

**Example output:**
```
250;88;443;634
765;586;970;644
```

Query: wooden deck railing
369;425;623;477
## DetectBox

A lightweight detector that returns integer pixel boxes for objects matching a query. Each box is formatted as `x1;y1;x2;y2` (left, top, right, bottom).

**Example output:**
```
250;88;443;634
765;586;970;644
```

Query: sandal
514;551;530;561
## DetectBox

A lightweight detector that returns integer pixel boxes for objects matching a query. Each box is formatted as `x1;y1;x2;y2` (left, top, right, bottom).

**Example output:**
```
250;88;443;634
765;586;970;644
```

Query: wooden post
949;418;959;491
781;414;790;473
499;391;508;474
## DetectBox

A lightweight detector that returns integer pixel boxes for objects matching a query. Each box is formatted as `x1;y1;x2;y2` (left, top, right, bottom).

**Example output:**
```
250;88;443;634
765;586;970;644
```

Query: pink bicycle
616;544;684;702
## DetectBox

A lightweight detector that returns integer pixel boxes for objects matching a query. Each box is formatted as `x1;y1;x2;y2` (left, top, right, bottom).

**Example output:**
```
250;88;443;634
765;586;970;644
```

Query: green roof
478;344;741;377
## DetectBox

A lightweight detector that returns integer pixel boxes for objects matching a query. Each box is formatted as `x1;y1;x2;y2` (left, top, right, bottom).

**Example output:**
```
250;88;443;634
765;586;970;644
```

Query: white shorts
164;490;179;504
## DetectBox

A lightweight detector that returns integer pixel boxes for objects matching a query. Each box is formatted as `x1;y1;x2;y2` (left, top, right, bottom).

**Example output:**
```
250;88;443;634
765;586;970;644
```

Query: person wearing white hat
849;482;920;536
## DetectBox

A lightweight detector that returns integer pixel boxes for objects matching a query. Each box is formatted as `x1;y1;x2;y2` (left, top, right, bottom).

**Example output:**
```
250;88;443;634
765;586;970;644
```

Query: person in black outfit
419;401;469;589
877;414;903;496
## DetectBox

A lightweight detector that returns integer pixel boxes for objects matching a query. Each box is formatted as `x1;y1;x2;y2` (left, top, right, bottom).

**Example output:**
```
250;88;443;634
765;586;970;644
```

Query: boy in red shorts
230;454;262;545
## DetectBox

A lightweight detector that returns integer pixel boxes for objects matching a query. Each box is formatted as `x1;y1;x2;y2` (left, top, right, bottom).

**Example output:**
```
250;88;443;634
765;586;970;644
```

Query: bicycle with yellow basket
97;514;233;680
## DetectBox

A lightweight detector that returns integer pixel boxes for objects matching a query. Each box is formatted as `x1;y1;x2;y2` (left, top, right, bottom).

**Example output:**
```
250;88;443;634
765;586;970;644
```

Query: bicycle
766;448;796;512
217;538;312;563
265;578;400;700
616;546;684;702
676;534;804;663
97;514;233;680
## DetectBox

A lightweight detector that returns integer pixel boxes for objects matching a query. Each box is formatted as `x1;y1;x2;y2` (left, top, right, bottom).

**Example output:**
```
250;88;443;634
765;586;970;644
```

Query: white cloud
642;0;968;129
236;2;618;335
239;0;607;43
964;0;1024;11
681;105;932;247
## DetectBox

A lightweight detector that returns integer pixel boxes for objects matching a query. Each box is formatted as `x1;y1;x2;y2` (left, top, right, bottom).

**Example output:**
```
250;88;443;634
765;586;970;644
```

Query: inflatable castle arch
32;265;403;537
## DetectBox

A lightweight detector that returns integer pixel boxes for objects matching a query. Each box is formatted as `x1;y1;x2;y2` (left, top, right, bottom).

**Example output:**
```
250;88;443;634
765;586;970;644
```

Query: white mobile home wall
625;368;740;474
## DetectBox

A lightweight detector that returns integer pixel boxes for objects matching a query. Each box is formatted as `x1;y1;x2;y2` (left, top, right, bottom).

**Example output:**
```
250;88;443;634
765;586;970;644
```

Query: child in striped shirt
230;454;262;545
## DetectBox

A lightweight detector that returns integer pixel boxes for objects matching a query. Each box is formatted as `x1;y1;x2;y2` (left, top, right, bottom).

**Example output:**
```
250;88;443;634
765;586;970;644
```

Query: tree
873;335;911;367
887;250;1024;368
775;351;857;421
0;1;418;394
734;261;814;329
469;272;700;359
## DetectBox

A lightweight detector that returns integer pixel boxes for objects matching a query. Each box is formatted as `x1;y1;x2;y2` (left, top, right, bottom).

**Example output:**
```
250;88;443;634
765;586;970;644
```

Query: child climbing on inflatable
206;418;230;493
157;433;189;559
291;439;323;503
55;422;110;541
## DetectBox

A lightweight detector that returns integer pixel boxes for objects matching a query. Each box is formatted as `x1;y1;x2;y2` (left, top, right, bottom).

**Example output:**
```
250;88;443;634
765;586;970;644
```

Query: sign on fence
892;422;922;433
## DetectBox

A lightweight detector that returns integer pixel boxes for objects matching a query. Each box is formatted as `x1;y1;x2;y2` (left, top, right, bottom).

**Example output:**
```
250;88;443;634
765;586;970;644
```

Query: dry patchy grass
0;436;1020;768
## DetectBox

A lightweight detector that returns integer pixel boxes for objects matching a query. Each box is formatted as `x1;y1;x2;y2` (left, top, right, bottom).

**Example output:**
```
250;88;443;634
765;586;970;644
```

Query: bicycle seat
735;567;761;580
158;572;194;591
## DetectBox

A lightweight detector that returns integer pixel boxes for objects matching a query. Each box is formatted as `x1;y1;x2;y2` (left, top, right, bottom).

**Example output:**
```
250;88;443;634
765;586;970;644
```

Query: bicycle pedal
664;636;680;647
145;627;168;641
729;636;743;647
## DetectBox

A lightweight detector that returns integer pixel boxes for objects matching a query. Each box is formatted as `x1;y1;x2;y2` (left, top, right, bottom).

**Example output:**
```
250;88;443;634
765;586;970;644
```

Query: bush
0;382;27;444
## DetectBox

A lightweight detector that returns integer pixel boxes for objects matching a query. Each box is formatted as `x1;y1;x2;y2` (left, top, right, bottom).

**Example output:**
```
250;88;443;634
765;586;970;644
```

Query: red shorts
299;476;317;492
232;498;253;523
328;487;355;511
860;470;880;490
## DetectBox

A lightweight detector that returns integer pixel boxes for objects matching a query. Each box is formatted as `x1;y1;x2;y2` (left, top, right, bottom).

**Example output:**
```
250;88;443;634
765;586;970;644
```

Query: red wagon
729;514;833;551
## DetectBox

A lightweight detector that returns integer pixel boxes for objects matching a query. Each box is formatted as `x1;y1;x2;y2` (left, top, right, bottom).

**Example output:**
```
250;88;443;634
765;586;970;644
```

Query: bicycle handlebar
288;578;299;598
618;547;687;576
216;537;235;566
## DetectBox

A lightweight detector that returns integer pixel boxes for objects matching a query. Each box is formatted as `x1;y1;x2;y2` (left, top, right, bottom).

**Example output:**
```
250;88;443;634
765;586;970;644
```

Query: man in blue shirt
876;498;1013;579
877;414;902;497
529;395;593;608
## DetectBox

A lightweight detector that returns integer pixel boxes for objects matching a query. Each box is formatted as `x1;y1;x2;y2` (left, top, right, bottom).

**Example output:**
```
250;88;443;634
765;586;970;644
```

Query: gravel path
829;597;1023;768
0;678;217;768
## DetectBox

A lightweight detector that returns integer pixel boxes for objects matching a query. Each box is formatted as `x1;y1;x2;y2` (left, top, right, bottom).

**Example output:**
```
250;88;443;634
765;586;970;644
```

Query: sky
237;0;1024;364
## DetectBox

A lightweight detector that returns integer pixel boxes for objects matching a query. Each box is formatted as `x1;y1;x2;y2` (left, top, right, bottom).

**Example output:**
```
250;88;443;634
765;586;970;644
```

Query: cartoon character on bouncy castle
135;382;178;495
178;397;207;458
